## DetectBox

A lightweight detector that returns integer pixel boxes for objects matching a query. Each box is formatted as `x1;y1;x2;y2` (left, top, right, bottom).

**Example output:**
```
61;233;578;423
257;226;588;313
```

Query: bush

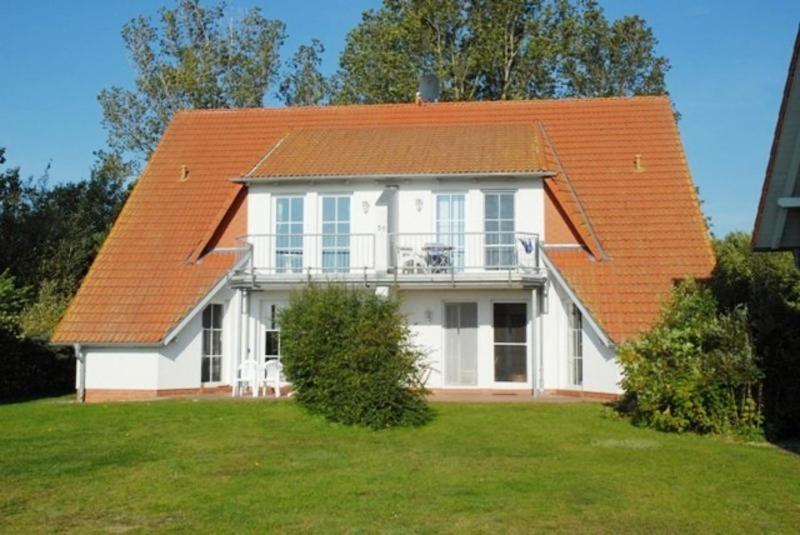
0;328;75;402
618;280;762;436
279;285;432;429
711;233;800;439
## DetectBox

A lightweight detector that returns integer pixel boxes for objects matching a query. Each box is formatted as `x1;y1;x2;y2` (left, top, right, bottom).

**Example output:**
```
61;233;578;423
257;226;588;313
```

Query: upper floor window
485;192;515;268
321;196;350;273
202;303;223;383
276;196;303;273
568;305;583;386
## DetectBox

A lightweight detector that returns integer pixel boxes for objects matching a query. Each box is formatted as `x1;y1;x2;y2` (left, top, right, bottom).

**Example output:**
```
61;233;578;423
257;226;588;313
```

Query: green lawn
1;399;799;533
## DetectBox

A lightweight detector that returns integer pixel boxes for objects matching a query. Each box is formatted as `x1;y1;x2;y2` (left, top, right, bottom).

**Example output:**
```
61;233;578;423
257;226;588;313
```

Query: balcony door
321;196;351;273
436;193;465;271
485;192;515;269
275;196;303;273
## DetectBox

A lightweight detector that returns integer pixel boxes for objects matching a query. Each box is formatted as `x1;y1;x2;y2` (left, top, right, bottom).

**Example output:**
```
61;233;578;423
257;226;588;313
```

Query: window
493;303;527;382
436;193;465;271
276;196;303;273
202;304;223;383
568;305;583;386
321;196;350;273
263;303;281;363
484;192;515;268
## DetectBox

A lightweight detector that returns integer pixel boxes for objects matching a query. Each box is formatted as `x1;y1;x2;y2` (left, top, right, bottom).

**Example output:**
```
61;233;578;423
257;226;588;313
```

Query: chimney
633;154;643;172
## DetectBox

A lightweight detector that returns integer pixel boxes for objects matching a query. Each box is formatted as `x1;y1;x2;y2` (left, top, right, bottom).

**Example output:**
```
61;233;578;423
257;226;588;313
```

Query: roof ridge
173;95;672;116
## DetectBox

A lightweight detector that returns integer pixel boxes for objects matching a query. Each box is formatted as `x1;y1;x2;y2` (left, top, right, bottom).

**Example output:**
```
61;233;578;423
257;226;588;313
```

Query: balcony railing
235;234;377;276
389;232;539;274
231;231;540;281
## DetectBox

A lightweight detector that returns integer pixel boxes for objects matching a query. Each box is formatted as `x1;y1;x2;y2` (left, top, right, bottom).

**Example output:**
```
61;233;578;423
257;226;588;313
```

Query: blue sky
0;1;797;236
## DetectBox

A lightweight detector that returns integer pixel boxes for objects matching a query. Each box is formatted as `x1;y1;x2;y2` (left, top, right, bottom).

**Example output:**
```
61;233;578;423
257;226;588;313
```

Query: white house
53;97;715;402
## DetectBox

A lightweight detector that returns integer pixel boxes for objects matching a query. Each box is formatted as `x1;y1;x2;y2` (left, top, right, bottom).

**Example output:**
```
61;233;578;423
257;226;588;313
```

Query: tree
334;0;669;104
711;233;800;439
278;39;331;106
0;148;132;339
98;0;286;158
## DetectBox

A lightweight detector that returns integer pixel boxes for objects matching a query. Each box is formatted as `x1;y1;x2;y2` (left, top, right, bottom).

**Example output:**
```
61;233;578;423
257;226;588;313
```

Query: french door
444;302;478;386
275;196;303;273
436;193;465;271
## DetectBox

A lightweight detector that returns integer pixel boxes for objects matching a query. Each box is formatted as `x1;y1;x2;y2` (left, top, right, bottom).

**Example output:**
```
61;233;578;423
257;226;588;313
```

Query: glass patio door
436;193;465;271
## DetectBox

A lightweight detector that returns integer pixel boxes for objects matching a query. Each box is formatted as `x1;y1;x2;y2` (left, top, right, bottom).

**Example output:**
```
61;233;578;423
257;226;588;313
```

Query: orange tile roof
53;96;714;345
248;124;548;178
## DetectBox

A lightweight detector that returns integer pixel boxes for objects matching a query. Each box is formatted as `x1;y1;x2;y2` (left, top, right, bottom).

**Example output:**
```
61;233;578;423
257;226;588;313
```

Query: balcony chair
395;245;427;274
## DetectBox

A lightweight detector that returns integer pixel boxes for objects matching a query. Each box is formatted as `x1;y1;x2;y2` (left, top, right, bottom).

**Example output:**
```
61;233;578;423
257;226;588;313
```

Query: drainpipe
233;288;244;397
538;288;545;394
73;343;85;403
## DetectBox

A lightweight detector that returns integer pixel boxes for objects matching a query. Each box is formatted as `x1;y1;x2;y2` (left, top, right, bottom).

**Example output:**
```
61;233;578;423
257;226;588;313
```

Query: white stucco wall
541;273;620;394
84;347;160;390
157;287;236;389
398;289;535;390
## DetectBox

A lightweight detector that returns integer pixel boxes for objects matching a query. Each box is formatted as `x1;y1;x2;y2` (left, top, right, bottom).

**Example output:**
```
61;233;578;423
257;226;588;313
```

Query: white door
444;302;478;386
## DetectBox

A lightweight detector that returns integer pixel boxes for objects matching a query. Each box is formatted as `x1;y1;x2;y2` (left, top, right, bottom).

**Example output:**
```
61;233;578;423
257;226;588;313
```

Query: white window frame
492;300;529;384
483;190;516;269
320;194;352;273
435;192;467;271
260;301;283;365
274;194;304;273
201;303;224;385
568;304;584;387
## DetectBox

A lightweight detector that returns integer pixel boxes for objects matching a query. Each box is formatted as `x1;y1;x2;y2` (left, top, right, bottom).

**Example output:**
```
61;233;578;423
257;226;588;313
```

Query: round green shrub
279;284;432;429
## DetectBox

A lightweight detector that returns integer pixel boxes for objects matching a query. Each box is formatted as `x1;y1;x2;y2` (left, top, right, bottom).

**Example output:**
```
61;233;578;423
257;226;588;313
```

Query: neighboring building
754;26;800;266
52;97;714;402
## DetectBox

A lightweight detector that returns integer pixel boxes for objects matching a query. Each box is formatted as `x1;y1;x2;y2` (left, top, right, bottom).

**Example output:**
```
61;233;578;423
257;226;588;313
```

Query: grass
1;399;799;533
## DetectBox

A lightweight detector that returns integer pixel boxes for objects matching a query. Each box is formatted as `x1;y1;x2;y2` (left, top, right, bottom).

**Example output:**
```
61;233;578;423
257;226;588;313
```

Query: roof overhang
754;24;800;254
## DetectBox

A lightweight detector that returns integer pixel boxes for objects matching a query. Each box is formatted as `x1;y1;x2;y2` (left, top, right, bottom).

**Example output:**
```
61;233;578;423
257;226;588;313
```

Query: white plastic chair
396;245;426;274
233;359;260;398
260;359;283;398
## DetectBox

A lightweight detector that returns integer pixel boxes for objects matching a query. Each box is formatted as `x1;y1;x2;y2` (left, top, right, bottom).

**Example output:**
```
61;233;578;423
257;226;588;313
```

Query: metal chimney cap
419;73;440;103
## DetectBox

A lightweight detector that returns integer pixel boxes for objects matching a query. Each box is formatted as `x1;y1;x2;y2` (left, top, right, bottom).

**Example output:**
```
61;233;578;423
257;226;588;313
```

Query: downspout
538;288;545;394
73;343;85;403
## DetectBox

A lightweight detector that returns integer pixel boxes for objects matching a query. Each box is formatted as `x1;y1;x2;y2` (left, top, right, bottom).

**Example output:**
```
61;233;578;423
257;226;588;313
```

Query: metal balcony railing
235;234;376;276
230;231;540;281
388;232;540;274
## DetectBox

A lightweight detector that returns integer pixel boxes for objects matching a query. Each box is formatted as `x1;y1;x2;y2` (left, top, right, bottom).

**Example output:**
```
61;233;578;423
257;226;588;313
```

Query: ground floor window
568;304;583;386
493;302;527;382
202;303;223;383
263;303;281;363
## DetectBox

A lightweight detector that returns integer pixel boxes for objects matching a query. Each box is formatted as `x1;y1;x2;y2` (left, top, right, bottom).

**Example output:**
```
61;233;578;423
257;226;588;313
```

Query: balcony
228;232;543;288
